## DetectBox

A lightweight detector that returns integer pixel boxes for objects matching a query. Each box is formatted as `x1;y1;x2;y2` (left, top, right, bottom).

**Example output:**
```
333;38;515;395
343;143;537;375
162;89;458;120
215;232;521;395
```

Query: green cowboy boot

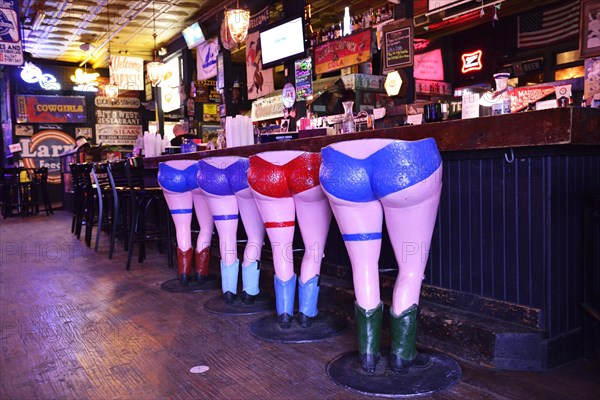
389;304;431;374
355;302;383;373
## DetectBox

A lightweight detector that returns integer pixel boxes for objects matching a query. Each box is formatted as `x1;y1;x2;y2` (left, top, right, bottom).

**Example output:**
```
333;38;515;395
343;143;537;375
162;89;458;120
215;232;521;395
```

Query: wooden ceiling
18;0;560;70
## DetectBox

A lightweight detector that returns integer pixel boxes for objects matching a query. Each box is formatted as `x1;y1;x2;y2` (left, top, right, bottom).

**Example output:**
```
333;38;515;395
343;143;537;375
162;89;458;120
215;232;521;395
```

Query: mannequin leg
162;190;194;283
192;189;215;282
294;186;332;326
236;187;266;303
202;193;240;300
381;166;442;315
323;193;384;372
251;190;296;281
381;166;442;372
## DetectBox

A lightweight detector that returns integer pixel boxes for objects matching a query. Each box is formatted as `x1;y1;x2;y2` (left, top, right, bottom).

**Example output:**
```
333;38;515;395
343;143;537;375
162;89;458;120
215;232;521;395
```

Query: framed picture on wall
580;0;600;58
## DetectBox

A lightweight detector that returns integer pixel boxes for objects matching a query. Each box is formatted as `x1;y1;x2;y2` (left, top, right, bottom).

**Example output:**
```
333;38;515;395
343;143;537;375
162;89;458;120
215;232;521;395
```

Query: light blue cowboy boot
220;259;239;304
241;260;261;305
274;274;296;328
297;275;320;328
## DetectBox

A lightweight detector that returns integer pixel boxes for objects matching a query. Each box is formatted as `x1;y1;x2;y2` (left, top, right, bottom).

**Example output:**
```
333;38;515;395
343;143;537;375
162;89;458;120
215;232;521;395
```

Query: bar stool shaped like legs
246;151;345;342
157;159;219;293
197;156;272;315
320;138;460;396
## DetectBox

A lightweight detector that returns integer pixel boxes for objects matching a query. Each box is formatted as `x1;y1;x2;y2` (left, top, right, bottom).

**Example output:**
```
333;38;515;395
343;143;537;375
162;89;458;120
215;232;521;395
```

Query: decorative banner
382;20;413;72
295;57;313;101
251;92;284;122
15;95;86;123
203;103;219;122
0;1;23;65
508;86;555;113
246;30;274;100
160;57;181;113
248;5;270;32
20;130;76;184
15;125;33;136
216;53;225;91
95;96;141;109
314;30;371;75
194;79;220;103
415;79;452;96
196;38;220;80
95;124;142;145
414;49;444;81
110;55;144;90
95;109;141;125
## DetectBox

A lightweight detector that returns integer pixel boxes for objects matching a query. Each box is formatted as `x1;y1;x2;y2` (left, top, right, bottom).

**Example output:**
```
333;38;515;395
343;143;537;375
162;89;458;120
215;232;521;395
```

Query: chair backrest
125;157;146;190
34;167;49;184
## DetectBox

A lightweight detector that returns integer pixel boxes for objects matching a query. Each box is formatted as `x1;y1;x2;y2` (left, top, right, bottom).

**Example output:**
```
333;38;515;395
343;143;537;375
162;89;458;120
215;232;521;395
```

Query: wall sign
382;20;414;72
20;130;76;183
0;1;23;65
110;55;144;90
282;83;296;109
295;57;313;101
20;62;61;90
461;50;483;73
246;30;274;100
414;49;444;81
15;95;86;123
196;38;220;80
314;30;371;75
95;124;142;146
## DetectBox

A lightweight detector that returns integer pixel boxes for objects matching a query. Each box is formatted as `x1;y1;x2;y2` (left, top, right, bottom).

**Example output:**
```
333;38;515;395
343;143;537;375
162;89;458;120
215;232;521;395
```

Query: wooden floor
1;211;599;400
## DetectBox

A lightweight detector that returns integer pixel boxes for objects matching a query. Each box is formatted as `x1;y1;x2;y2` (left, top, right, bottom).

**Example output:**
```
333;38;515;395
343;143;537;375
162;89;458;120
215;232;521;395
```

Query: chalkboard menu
383;21;414;72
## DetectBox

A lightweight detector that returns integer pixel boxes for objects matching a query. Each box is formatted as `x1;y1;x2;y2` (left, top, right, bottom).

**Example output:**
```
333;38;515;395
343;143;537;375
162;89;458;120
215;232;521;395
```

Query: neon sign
70;68;99;84
461;50;483;73
20;62;61;90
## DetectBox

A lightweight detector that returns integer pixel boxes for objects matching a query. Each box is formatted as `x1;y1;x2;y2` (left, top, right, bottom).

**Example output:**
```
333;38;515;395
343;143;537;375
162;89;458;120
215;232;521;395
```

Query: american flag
517;0;580;49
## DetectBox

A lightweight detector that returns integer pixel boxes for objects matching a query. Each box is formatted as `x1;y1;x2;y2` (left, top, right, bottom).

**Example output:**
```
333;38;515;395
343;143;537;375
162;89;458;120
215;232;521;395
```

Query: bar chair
109;157;173;270
91;162;114;252
2;167;36;218
33;167;53;215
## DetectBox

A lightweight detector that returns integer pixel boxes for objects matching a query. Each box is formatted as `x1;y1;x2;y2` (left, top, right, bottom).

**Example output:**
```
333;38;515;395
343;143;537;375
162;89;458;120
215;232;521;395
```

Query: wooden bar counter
145;107;600;371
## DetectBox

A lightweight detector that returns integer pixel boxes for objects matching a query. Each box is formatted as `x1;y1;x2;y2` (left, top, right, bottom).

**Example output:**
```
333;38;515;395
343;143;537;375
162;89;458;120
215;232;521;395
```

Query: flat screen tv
260;15;306;70
182;22;205;49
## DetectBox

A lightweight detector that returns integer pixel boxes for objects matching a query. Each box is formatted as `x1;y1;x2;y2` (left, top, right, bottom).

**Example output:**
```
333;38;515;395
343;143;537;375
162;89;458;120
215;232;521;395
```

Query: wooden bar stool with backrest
112;157;173;270
70;163;86;235
91;162;114;252
33;167;53;215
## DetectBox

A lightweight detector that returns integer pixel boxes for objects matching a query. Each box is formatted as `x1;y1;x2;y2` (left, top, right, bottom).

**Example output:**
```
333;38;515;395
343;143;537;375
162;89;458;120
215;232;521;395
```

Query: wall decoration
580;0;600;58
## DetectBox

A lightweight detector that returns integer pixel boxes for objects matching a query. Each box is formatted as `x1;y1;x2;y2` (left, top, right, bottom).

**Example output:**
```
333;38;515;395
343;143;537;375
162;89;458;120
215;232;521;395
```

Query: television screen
260;16;305;70
182;22;205;49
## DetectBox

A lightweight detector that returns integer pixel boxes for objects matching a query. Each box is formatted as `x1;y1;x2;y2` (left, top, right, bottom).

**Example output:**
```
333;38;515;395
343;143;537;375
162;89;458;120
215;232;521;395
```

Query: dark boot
177;247;194;285
194;247;213;283
389;304;431;374
355;302;383;373
241;260;260;305
274;274;296;329
297;275;320;328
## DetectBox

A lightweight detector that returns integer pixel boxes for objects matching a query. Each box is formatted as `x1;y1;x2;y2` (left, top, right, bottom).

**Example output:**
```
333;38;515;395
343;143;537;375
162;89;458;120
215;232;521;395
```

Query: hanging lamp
225;1;250;44
146;0;165;87
105;2;119;99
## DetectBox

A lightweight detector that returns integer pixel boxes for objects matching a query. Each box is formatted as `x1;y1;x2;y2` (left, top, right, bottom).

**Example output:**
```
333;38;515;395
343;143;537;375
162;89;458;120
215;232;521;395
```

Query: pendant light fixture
225;0;250;44
146;0;165;87
105;1;119;100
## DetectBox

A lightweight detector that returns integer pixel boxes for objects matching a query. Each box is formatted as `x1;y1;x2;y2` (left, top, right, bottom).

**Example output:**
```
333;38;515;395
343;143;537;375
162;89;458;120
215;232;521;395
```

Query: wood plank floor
1;211;599;400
